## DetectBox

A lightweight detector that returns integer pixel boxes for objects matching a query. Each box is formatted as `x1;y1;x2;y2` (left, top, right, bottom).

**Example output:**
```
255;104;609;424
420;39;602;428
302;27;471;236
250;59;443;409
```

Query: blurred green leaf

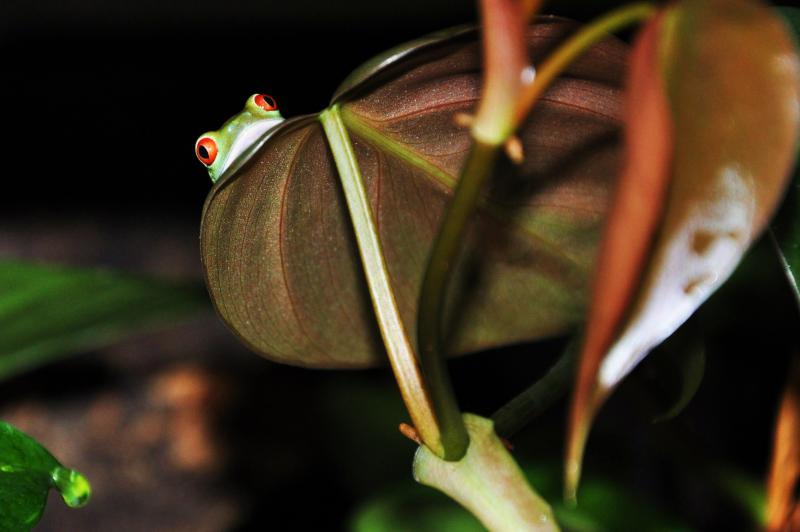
0;420;91;531
778;6;800;37
352;463;692;532
349;485;483;532
545;474;692;532
0;261;209;380
713;467;766;527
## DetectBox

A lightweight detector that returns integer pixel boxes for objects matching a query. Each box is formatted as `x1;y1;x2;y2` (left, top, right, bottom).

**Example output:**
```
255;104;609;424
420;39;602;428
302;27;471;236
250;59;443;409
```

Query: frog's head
195;93;285;183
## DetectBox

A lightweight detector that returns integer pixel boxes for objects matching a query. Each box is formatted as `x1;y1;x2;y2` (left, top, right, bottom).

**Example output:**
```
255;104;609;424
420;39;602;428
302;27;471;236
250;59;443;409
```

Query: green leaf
778;7;800;39
350;485;484;532
353;462;692;532
201;19;628;368
714;467;767;527
545;472;694;532
0;421;91;531
0;261;209;380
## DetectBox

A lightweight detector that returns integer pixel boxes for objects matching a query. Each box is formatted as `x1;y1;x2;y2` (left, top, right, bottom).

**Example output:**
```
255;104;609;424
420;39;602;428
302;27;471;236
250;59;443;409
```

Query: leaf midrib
340;107;588;276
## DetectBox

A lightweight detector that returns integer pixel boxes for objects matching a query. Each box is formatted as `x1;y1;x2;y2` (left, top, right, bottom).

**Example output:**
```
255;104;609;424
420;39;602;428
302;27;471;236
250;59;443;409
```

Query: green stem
415;0;656;463
514;2;656;127
414;414;558;532
492;338;579;438
417;141;499;460
319;105;446;457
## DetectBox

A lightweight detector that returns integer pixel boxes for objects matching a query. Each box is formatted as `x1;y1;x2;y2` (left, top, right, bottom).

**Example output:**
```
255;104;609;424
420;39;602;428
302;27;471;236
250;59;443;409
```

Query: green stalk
417;141;499;460
492;339;579;438
417;0;656;461
414;414;558;532
414;0;533;458
319;105;447;457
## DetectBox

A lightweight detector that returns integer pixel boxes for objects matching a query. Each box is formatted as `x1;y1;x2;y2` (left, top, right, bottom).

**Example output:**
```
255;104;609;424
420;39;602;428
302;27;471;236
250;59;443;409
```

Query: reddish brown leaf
566;11;673;493
201;20;628;368
567;0;800;496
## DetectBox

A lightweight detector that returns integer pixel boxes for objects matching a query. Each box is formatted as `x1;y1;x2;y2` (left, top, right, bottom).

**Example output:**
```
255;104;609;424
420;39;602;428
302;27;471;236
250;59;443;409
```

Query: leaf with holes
201;19;628;368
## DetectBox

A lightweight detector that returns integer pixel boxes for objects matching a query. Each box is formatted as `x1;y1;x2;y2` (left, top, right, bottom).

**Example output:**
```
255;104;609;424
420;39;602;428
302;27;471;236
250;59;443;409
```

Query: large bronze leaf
201;19;627;368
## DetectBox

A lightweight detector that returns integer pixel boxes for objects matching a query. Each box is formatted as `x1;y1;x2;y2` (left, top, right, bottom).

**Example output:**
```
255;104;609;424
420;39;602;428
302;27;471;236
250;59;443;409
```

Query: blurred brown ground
0;215;392;531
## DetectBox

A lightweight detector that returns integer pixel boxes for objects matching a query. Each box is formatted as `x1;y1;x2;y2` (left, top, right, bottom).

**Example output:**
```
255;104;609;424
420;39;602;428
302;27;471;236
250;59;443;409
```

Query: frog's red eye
255;94;278;111
196;137;218;166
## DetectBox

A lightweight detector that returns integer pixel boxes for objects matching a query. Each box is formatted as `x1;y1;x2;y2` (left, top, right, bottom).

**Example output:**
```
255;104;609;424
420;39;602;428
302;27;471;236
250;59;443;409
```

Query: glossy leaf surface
567;0;800;495
0;261;208;380
201;19;627;367
0;421;91;531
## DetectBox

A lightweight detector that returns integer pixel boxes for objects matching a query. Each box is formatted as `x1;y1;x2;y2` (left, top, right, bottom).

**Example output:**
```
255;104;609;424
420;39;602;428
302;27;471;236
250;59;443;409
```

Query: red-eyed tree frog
195;93;284;183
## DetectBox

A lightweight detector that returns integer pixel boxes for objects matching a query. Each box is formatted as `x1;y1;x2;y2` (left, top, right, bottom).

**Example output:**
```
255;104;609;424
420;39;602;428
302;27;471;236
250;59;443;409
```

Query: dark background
0;0;635;218
1;1;796;530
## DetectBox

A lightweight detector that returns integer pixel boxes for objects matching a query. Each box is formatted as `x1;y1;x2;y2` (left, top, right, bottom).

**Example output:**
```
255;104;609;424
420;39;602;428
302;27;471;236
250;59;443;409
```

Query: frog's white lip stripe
219;117;285;177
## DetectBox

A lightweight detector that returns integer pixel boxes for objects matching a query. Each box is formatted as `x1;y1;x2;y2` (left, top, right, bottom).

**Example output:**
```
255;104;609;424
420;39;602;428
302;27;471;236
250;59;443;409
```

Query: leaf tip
565;377;610;504
52;466;92;508
564;418;588;505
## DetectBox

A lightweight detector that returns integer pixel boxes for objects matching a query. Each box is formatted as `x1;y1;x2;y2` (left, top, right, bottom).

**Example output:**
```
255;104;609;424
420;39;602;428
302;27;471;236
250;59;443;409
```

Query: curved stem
320;105;445;456
492;338;579;438
514;2;656;127
414;414;558;532
417;141;499;460
416;0;656;463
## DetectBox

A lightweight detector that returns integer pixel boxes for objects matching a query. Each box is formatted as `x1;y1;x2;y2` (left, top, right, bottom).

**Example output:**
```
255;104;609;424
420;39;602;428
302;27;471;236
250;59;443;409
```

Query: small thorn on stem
504;136;524;164
454;112;475;128
399;422;422;445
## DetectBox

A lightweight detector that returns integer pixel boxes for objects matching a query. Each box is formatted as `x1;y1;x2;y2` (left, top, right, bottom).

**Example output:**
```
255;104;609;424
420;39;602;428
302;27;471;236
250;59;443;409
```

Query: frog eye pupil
196;137;218;166
255;94;278;111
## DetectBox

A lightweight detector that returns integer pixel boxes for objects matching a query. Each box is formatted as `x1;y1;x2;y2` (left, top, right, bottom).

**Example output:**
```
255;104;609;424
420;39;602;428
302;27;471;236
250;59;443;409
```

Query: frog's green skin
196;94;284;183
